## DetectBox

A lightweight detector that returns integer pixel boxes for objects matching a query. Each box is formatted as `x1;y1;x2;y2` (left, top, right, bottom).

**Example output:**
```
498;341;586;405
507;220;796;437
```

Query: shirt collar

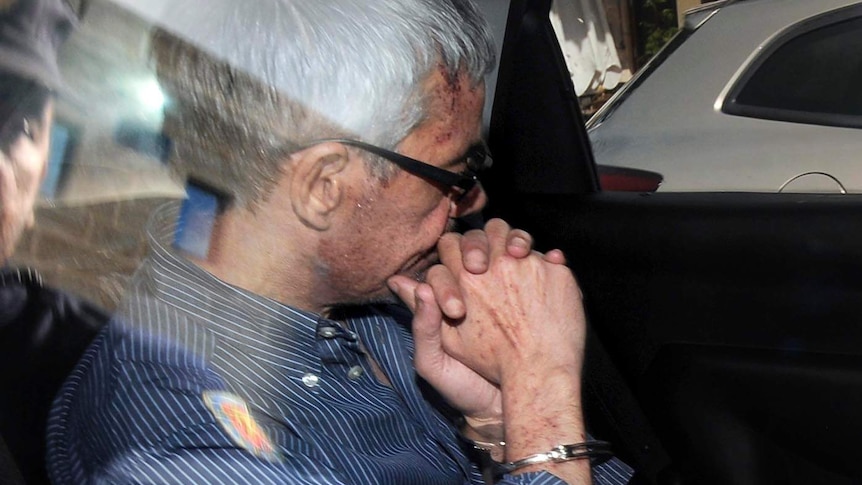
138;201;326;342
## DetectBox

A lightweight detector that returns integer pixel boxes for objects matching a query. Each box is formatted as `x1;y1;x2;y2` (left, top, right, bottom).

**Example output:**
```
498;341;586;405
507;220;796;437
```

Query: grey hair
151;0;496;207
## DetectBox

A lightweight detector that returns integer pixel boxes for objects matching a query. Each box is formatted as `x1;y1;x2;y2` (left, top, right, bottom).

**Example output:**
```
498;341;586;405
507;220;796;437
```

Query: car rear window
724;9;862;128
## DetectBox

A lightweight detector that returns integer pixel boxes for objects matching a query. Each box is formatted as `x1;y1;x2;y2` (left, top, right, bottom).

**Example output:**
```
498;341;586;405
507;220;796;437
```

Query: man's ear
289;142;350;231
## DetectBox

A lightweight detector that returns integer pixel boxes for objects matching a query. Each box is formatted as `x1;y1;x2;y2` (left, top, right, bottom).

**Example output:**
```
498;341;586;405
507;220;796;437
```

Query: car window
723;14;862;129
585;1;862;194
10;0;183;310
10;0;512;312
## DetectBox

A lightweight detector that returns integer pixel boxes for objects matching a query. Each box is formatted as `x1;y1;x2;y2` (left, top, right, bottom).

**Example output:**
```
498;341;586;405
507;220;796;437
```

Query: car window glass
10;0;184;310
724;15;862;128
586;2;862;194
10;0;511;311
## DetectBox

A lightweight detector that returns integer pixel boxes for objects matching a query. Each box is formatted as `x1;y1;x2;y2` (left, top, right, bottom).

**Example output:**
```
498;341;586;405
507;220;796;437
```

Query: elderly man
47;1;633;484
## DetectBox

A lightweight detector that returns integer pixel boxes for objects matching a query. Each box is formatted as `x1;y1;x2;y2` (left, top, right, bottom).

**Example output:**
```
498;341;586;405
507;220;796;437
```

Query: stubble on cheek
313;197;397;305
398;216;459;284
314;222;454;307
315;238;405;307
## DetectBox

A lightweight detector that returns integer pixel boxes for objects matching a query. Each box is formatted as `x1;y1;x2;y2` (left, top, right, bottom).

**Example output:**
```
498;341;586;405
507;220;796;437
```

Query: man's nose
451;183;487;218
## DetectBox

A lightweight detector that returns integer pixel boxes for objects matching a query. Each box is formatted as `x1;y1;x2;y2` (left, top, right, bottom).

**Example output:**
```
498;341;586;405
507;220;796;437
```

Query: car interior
3;0;862;484
483;0;862;484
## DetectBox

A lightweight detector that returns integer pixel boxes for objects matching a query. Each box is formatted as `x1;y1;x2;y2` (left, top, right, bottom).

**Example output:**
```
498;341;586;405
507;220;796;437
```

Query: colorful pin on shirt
203;391;281;463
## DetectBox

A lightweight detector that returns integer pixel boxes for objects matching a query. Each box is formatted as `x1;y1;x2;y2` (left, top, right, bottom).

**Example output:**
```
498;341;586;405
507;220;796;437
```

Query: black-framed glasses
315;138;492;201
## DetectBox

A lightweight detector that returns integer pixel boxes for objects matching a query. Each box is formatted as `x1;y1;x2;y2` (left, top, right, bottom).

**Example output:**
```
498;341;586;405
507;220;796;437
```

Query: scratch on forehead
428;67;482;146
436;65;464;110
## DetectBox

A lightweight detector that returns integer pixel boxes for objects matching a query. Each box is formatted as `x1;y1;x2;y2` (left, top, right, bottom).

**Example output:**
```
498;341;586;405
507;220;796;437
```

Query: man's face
0;101;53;260
317;70;486;306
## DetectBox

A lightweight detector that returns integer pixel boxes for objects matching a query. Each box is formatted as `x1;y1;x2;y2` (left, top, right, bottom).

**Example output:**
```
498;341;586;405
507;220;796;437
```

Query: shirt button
318;326;338;339
302;373;320;388
347;365;364;381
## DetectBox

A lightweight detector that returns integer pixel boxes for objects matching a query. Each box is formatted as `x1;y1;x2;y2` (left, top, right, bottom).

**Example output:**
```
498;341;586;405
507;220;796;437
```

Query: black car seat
0;267;109;484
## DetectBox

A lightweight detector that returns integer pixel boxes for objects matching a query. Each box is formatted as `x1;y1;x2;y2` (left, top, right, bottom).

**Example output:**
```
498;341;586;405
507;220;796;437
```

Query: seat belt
584;330;677;485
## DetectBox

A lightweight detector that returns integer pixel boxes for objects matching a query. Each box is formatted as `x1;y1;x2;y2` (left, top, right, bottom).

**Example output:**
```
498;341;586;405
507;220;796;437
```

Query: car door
483;1;862;484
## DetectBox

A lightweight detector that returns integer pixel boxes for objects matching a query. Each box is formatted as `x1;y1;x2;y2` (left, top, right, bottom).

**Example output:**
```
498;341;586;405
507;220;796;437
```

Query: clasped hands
387;219;588;446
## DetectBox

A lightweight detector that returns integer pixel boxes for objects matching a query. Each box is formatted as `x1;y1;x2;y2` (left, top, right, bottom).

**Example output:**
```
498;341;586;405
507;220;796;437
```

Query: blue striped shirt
47;203;634;484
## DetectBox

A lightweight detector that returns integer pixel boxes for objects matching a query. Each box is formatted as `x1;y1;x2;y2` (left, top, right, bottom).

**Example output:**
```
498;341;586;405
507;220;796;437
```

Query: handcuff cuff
492;440;614;476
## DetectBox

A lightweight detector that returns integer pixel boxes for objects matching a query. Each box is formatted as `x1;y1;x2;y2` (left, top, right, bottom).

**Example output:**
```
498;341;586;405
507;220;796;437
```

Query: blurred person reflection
0;1;107;483
0;0;72;260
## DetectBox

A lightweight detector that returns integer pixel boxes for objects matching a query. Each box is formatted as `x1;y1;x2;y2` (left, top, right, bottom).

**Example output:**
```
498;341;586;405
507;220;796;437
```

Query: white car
587;0;862;193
